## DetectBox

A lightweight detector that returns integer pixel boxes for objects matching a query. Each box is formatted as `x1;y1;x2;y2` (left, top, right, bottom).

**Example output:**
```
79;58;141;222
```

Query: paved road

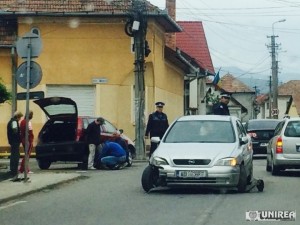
0;157;299;225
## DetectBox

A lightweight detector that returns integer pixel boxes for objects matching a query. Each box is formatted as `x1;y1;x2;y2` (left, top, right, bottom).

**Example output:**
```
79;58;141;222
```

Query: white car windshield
164;120;235;143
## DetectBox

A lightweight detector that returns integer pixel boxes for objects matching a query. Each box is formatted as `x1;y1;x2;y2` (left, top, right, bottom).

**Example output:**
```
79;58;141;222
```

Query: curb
0;174;86;204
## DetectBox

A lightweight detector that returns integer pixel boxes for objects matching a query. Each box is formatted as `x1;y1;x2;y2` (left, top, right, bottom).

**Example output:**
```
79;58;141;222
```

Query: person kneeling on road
99;141;127;170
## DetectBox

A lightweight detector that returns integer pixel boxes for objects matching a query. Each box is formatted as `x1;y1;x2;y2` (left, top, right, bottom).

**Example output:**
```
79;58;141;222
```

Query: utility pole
125;0;148;159
271;35;279;119
269;76;272;118
267;19;285;119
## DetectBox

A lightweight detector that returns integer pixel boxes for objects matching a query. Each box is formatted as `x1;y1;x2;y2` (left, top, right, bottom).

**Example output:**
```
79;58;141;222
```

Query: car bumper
157;165;240;187
274;154;300;168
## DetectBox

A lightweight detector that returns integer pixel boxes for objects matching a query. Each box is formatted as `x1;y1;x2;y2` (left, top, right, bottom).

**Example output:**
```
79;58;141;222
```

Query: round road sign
16;61;43;89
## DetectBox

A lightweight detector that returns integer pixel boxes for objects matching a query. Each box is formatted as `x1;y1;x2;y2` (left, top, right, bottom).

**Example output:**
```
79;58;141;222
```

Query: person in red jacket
19;110;34;174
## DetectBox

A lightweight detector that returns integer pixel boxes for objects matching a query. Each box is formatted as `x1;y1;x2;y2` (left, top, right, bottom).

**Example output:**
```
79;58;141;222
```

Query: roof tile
176;21;214;74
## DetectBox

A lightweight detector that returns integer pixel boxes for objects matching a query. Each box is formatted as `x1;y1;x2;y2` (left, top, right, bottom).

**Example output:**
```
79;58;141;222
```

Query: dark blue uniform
213;102;230;115
145;111;169;156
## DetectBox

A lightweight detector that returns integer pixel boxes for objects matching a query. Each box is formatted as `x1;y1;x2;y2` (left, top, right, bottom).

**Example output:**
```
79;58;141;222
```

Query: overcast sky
148;0;300;82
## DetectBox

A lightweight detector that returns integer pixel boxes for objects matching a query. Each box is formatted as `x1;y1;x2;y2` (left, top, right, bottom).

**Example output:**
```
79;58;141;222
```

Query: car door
100;119;118;142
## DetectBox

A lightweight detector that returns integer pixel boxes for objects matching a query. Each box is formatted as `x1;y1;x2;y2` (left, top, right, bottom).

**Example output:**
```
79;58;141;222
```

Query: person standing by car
213;92;231;115
145;102;169;157
99;141;127;170
19;110;34;174
86;117;105;170
7;111;23;181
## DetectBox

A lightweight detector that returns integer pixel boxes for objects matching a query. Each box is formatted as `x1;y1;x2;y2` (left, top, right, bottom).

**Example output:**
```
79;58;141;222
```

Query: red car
34;97;135;170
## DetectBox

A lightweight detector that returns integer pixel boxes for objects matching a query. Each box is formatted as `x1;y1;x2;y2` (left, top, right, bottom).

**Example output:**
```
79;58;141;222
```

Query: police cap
155;102;165;107
220;92;231;99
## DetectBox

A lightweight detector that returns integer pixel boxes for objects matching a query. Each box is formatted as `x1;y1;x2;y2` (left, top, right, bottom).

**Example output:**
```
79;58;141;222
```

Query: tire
141;165;158;192
81;154;88;170
266;156;271;171
271;157;280;175
247;162;253;185
128;145;136;159
37;160;51;170
237;165;247;193
126;152;133;167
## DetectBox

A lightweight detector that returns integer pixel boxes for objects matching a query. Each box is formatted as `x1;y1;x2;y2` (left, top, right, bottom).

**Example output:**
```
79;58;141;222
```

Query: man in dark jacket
86;117;105;169
7;111;23;181
145;102;169;157
213;92;231;115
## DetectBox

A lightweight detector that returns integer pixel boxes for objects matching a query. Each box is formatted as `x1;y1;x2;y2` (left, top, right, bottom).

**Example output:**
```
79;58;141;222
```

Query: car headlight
150;157;169;166
214;157;237;166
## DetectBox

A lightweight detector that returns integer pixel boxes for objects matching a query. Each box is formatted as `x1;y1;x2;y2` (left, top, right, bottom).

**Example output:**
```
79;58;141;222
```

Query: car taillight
76;118;83;141
248;132;257;138
276;136;283;154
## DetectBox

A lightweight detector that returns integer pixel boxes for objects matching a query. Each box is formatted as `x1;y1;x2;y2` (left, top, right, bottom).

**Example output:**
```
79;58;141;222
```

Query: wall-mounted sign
92;78;108;84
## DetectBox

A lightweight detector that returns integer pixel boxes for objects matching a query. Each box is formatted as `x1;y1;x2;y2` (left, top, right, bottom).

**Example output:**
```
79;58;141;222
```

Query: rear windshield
164;120;235;143
43;104;76;116
284;121;300;137
247;120;280;131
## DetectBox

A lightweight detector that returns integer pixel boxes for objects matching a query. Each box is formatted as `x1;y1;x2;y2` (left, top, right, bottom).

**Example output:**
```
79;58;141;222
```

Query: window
31;27;40;36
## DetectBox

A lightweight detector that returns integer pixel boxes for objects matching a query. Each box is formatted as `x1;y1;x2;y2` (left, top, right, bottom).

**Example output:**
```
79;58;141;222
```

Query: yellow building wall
0;17;184;154
288;101;299;117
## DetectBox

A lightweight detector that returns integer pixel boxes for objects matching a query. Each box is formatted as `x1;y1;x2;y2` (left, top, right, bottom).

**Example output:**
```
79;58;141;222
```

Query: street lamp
272;19;286;35
270;19;286;119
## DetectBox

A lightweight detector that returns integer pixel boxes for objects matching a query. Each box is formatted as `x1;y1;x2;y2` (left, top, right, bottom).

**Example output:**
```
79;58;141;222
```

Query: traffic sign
17;91;44;100
272;109;279;116
16;32;42;58
16;61;43;89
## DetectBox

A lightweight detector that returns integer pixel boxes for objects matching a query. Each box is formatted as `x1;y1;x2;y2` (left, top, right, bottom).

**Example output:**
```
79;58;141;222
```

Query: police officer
7;111;23;181
145;102;169;157
213;92;231;115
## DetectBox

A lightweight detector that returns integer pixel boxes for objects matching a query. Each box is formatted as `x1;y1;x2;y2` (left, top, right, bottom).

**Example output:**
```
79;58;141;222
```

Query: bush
0;79;11;104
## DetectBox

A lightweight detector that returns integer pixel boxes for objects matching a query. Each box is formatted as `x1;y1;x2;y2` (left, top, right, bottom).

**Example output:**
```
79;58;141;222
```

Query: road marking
0;201;27;210
194;195;226;225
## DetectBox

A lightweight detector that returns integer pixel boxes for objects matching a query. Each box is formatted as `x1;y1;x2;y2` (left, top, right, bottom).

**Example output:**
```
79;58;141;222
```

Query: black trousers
149;142;158;158
10;143;20;176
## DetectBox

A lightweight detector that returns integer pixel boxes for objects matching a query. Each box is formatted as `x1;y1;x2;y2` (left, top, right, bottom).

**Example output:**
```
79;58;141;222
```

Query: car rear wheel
141;165;158;192
37;160;51;170
271;156;280;175
237;165;247;193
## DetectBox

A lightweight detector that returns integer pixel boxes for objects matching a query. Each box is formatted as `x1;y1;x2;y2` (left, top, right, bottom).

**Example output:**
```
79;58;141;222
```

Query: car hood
152;142;238;163
33;97;78;121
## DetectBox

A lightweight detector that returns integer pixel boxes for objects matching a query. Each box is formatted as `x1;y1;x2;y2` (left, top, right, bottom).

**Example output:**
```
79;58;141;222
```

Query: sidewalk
0;159;147;204
0;166;83;204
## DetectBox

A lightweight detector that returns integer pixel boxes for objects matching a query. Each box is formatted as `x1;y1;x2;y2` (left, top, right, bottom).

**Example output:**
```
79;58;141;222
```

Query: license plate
260;143;268;147
177;170;207;178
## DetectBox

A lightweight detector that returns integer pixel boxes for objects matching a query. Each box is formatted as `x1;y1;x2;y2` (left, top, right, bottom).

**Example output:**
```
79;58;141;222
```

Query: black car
33;97;135;170
245;119;281;155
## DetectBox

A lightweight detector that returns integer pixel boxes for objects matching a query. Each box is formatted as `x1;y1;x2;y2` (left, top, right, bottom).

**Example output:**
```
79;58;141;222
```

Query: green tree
0;79;11;103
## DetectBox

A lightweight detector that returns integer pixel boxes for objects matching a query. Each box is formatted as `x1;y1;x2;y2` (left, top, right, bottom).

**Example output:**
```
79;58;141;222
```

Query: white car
141;115;253;192
266;117;300;175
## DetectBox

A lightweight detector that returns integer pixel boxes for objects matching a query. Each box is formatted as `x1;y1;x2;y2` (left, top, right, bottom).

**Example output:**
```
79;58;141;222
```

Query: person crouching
99;141;127;170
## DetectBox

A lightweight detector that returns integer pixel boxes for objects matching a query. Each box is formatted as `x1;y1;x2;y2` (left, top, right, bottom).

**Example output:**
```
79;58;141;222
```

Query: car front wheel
237;165;247;193
141;165;158;192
